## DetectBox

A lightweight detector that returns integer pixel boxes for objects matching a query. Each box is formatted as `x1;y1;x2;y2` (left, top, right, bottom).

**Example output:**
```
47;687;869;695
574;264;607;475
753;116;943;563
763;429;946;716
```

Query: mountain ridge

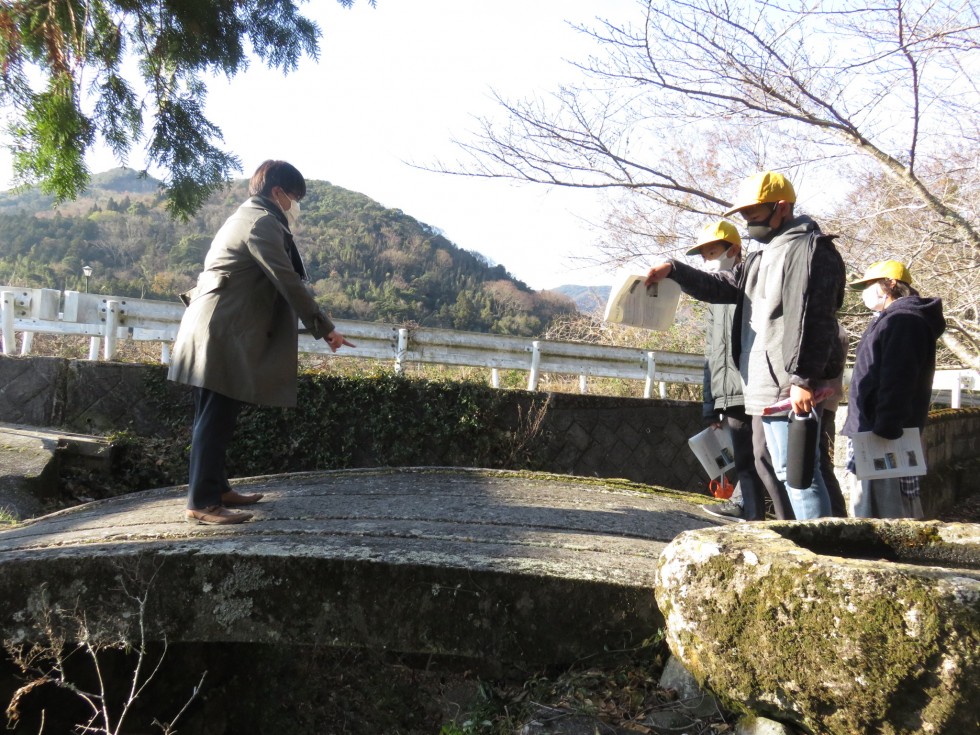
551;284;611;315
0;168;578;336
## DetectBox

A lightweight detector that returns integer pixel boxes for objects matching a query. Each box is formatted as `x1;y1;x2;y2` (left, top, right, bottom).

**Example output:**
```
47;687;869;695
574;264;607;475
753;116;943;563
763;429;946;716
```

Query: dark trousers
187;387;244;510
751;413;795;520
819;408;848;517
724;406;765;521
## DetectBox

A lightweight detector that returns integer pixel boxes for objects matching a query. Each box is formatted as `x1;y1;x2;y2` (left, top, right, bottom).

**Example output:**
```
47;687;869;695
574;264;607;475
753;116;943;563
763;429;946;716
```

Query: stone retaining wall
530;391;707;490
1;355;977;505
0;356;707;491
921;407;980;516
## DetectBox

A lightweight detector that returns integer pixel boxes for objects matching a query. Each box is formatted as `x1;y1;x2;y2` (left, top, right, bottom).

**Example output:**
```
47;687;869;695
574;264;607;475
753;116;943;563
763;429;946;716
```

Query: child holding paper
647;172;845;519
687;221;784;522
842;261;945;518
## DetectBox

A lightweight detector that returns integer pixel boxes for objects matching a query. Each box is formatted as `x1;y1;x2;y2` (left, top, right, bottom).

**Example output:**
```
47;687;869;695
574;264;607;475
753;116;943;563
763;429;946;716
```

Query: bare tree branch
435;0;980;364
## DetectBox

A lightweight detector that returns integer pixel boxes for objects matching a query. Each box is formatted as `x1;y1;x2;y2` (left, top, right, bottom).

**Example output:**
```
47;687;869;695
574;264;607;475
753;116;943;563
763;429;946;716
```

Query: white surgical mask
283;198;301;230
862;283;886;311
704;254;737;273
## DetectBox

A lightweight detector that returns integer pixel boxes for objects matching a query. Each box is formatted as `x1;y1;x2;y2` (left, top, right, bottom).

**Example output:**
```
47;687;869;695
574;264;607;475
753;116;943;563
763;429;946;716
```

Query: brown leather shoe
221;490;264;506
185;505;253;524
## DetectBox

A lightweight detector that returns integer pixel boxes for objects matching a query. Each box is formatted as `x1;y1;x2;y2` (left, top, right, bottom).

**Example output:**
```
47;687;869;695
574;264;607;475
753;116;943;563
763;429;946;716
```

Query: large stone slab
0;468;721;671
654;519;980;735
0;423;117;520
0;430;59;520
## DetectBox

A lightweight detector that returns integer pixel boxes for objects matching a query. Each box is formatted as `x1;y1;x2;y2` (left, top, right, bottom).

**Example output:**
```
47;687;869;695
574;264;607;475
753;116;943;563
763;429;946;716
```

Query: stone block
0;432;59;520
560;420;593;454
616;421;643;452
0;355;66;426
659;654;720;716
736;716;801;735
655;519;980;735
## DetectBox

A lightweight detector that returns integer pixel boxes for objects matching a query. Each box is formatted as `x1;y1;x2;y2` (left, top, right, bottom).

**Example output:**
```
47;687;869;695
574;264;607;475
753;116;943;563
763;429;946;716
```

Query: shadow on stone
771;520;980;571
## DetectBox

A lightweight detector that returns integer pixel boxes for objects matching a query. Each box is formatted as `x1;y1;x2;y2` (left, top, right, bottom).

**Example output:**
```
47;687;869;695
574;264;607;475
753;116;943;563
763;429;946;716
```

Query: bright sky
1;0;639;291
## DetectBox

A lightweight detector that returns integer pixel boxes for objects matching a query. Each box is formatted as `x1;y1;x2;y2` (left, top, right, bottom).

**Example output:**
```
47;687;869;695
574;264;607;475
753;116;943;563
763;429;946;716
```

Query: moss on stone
657;523;980;734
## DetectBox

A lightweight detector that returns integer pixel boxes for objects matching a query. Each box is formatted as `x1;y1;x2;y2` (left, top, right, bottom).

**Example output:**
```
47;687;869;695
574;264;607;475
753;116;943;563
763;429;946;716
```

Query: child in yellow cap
842;261;945;518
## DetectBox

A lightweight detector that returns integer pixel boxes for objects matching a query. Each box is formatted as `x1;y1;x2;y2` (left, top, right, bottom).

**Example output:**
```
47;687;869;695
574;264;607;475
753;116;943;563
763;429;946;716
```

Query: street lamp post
82;265;93;293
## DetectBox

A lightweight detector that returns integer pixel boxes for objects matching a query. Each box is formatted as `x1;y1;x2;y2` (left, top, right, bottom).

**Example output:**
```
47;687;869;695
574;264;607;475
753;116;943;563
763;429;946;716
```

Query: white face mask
283;198;301;230
704;254;737;273
862;283;886;311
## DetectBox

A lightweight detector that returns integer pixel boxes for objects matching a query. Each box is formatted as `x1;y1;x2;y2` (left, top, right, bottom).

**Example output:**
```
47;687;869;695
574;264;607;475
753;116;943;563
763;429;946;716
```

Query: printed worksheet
603;273;681;331
851;428;927;480
688;425;736;479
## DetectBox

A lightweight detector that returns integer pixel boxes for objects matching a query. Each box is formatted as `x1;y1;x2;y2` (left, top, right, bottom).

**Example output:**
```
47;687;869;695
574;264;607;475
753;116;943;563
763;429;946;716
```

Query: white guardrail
0;286;705;398
1;285;977;405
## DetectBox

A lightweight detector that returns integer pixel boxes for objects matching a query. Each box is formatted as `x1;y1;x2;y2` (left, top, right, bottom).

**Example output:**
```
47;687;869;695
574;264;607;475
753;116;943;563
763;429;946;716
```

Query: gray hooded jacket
669;215;845;415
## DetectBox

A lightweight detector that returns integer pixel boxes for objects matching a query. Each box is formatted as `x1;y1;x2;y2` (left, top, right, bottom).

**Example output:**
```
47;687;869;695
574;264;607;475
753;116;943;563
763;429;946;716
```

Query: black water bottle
786;411;818;489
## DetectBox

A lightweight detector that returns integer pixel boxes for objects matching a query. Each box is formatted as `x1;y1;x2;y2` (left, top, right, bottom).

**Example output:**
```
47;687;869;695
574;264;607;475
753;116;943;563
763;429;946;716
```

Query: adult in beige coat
169;160;352;524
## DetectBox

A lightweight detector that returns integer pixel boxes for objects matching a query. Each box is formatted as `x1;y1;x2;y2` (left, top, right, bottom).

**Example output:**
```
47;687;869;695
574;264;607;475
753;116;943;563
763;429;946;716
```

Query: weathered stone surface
0;430;58;520
0;468;722;671
657;655;720;718
0;355;66;426
654;520;980;735
0;423;117;520
736;716;801;735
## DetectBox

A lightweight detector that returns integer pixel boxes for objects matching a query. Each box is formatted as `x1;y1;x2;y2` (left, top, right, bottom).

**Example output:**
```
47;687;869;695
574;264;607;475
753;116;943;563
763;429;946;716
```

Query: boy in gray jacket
647;172;845;519
690;221;793;521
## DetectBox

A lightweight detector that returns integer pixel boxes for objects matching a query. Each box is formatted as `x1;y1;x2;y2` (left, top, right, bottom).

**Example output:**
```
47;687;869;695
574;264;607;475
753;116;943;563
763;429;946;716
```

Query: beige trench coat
167;196;334;407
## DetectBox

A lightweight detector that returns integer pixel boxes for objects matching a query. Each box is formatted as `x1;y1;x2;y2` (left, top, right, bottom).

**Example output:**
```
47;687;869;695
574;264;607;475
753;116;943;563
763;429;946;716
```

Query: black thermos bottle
786;411;818;489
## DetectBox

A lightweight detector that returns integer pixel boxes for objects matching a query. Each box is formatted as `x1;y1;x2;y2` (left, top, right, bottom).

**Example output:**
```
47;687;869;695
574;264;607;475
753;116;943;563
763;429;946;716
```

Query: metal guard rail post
1;285;977;404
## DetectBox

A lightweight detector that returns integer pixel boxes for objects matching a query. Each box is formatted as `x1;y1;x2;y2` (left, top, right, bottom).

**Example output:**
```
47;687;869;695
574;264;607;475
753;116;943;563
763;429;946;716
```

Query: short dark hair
248;160;306;199
881;279;919;299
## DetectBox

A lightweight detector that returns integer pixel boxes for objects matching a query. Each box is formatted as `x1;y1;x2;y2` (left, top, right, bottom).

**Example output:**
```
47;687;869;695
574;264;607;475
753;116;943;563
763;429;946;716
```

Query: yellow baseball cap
848;260;913;290
685;220;742;256
722;171;797;217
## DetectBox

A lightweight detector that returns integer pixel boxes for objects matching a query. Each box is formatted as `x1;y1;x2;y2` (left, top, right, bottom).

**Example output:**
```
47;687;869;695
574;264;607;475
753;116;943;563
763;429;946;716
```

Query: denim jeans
751;414;794;520
762;414;832;519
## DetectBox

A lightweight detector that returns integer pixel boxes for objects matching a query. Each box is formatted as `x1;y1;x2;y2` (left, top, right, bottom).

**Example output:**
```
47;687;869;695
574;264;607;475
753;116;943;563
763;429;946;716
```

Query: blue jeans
762;414;832;519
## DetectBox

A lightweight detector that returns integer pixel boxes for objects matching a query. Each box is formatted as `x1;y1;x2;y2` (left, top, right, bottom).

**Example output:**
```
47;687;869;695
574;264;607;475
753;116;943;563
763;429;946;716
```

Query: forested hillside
552;285;611;315
0;169;576;335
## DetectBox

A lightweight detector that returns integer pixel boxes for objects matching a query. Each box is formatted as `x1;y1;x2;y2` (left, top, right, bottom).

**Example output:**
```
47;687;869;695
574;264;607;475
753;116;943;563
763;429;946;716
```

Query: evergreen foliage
0;168;576;335
0;0;375;217
105;368;547;495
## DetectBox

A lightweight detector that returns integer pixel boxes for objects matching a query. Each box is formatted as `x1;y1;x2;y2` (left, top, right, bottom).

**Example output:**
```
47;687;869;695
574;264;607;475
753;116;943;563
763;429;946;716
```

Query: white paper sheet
603;273;681;331
688;425;736;479
851;428;927;480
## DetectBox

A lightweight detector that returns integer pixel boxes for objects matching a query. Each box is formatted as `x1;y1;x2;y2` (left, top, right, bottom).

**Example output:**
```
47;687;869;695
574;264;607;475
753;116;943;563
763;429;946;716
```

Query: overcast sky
1;0;642;291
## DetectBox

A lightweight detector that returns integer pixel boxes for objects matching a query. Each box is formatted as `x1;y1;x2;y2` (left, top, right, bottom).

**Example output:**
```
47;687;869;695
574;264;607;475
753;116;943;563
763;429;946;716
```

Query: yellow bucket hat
685;220;742;256
848;260;913;290
722;171;797;217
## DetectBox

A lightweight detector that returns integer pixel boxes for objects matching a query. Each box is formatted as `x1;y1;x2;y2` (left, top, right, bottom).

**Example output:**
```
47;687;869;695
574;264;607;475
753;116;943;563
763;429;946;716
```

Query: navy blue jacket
842;296;946;439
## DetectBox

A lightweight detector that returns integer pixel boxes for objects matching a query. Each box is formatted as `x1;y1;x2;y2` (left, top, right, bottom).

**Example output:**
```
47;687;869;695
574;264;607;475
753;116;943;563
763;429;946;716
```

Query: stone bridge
0;468;724;670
